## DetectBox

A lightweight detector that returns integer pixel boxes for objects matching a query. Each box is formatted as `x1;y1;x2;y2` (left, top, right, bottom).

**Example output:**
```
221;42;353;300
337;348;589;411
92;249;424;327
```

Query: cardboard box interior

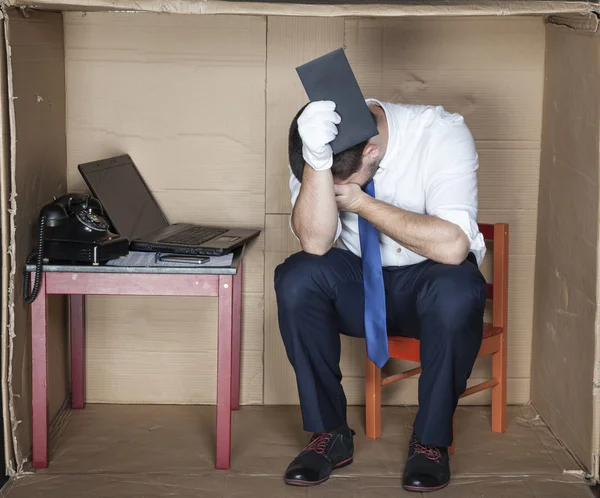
2;0;600;485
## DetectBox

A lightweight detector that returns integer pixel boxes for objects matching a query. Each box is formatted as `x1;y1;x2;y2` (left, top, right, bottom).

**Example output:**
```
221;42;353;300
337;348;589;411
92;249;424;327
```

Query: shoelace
412;440;442;461
304;432;335;455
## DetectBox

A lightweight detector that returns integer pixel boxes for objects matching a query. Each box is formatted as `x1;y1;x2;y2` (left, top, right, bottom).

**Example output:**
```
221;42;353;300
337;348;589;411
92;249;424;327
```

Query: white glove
297;100;341;171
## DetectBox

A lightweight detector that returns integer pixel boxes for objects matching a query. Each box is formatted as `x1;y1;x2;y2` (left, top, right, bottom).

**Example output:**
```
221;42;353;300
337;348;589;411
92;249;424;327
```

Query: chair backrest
478;223;509;329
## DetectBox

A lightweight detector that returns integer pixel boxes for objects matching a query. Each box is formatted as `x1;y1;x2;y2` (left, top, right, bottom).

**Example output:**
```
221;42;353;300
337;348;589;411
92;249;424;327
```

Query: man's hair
288;104;369;182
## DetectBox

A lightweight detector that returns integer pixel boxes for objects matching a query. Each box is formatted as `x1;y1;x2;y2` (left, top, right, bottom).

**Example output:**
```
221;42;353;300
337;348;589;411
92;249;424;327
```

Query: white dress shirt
288;99;487;267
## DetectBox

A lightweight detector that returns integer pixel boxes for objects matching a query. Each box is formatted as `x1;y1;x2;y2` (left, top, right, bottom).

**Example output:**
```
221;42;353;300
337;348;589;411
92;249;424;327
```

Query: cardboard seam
261;14;268;408
1;6;22;474
522;405;584;476
536;389;595;480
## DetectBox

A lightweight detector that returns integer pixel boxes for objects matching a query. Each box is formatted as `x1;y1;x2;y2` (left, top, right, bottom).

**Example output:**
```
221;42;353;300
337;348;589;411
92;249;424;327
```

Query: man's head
288;103;384;186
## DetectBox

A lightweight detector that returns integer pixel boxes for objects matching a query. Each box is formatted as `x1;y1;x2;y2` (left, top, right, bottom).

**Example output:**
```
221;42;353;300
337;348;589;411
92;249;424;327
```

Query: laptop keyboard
158;227;228;246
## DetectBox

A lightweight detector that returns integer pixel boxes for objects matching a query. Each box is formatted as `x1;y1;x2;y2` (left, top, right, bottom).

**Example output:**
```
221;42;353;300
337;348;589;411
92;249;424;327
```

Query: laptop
78;154;260;256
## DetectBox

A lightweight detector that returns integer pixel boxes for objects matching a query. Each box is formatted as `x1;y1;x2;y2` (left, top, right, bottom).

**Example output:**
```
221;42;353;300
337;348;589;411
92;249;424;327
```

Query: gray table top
25;247;243;275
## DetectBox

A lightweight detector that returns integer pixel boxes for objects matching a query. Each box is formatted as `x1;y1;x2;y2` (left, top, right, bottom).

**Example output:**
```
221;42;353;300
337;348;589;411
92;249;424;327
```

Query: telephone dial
24;193;130;303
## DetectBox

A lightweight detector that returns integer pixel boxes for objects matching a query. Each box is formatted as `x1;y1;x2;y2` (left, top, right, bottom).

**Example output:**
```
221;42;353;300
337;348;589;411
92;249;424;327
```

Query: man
274;99;488;492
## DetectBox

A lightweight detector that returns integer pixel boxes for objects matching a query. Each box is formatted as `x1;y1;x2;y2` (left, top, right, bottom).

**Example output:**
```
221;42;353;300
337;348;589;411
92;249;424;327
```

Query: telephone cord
23;215;46;304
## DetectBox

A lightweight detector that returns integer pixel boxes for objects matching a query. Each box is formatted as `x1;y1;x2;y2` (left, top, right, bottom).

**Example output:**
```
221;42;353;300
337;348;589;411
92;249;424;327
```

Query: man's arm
356;199;469;265
291;166;339;256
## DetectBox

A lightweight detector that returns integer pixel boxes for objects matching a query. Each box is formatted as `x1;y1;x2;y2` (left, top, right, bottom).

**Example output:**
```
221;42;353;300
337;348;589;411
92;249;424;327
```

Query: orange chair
365;223;509;453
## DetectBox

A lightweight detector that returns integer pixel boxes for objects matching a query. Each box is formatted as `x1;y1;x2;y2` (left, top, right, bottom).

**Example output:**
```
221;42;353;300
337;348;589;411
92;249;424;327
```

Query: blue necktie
358;180;389;369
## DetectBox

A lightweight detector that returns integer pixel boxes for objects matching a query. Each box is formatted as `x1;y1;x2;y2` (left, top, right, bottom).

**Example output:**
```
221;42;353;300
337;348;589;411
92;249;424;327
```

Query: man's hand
334;183;367;213
298;101;341;171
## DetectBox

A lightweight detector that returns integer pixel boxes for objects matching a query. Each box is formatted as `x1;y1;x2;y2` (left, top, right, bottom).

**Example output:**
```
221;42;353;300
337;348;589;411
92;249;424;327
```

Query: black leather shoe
402;434;451;493
284;427;355;486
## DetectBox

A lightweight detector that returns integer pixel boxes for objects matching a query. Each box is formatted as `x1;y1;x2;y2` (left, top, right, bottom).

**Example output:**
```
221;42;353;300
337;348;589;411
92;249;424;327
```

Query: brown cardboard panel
85;294;264;353
28;405;577;477
83;293;263;404
476;149;541;210
5;9;68;469
64;11;266;229
478;208;537;256
381;71;543;141
152;190;264;228
532;22;600;475
64;12;266;406
263;214;300;405
375;16;545;71
5;0;597;17
265;16;345;214
85;349;263;404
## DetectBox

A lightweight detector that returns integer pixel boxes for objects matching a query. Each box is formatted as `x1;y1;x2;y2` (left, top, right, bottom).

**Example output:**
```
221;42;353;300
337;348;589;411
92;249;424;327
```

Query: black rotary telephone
24;193;130;303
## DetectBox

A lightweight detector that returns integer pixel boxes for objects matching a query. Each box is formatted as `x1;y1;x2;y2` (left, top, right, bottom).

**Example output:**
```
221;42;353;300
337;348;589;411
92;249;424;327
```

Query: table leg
216;274;233;470
69;295;86;410
231;260;242;411
31;273;48;469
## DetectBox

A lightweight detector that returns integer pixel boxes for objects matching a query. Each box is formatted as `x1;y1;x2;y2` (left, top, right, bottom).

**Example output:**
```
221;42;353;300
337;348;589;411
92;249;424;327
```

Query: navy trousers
274;248;487;448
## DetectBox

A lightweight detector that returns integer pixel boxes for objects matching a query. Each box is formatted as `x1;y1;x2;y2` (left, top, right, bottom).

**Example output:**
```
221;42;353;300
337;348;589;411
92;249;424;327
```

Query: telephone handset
24;193;130;303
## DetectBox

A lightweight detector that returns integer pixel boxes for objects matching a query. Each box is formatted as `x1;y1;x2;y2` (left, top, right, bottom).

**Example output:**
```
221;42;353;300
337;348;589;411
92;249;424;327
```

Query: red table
28;248;244;470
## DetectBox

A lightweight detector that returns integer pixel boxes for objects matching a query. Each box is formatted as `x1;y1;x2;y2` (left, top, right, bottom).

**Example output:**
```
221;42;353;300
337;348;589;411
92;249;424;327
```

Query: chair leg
365;358;382;439
491;333;508;433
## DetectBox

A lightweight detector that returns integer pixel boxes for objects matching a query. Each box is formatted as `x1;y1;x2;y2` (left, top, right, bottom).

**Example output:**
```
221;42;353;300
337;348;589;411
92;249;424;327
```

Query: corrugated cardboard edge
547;13;600;31
0;7;14;477
1;6;20;475
4;0;600;16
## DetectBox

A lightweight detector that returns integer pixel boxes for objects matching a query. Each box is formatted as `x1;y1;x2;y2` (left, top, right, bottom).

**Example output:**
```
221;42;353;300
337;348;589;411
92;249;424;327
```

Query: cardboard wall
6;10;68;467
62;12;546;408
63;12;266;404
531;19;600;475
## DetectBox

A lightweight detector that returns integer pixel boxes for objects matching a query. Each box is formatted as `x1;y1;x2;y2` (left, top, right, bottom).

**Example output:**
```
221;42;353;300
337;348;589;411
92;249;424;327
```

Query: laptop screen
79;158;169;240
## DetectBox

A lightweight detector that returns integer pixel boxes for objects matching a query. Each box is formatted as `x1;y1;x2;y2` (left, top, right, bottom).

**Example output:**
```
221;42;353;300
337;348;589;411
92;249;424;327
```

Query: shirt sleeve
425;114;486;263
288;165;342;242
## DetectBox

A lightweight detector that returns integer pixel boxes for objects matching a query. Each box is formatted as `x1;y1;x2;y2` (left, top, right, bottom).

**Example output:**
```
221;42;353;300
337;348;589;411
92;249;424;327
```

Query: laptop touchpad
215;236;240;243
